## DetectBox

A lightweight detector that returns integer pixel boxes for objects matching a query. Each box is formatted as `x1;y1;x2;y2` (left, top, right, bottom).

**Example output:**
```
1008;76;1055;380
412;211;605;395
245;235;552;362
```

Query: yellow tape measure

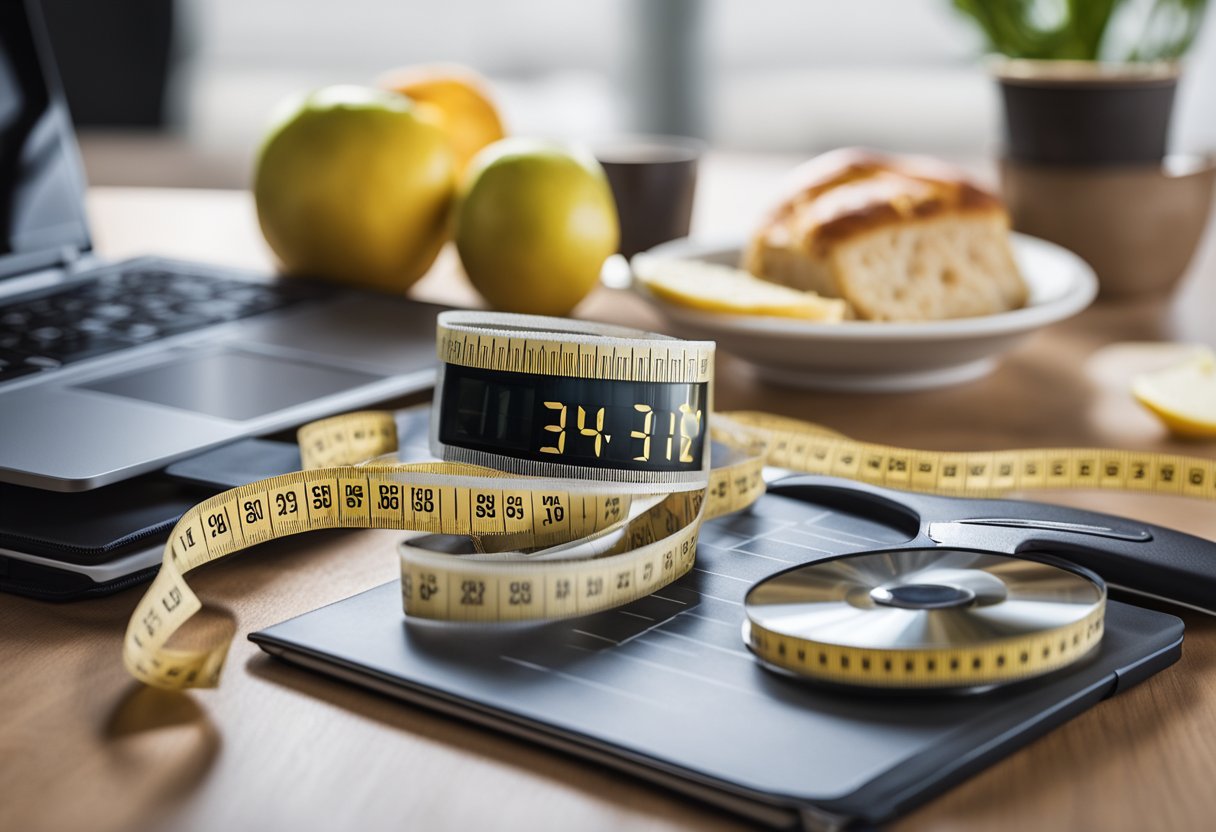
727;411;1216;499
124;313;762;689
123;311;1214;692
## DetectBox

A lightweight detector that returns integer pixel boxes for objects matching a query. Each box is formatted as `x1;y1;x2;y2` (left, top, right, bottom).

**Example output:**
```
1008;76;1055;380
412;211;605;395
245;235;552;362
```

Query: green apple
454;138;619;316
254;85;456;293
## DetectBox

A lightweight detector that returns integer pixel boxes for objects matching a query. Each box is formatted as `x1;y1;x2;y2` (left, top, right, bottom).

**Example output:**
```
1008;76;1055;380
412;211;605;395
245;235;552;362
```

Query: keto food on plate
633;256;847;321
744;148;1028;321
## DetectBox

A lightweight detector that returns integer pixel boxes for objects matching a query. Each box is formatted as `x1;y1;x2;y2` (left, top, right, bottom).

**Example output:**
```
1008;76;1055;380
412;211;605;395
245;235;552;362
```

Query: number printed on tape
121;312;1216;691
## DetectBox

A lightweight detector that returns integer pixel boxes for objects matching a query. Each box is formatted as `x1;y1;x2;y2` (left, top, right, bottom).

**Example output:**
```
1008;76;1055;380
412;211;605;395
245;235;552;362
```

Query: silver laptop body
0;0;439;492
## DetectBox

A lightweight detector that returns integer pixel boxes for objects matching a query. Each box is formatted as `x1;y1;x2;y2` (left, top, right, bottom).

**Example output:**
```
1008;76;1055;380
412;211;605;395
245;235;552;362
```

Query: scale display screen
438;364;707;472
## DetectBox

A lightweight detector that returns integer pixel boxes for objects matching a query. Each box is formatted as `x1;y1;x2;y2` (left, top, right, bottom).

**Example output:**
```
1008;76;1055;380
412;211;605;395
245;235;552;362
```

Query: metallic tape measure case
432;311;715;483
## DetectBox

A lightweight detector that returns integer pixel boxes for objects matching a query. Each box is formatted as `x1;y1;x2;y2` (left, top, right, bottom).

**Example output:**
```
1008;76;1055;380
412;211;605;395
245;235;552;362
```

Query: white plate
631;233;1098;392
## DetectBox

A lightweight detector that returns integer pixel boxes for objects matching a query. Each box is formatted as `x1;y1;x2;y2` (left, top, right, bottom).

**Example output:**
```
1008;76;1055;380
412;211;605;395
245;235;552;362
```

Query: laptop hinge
0;241;93;279
0;245;97;296
60;244;84;266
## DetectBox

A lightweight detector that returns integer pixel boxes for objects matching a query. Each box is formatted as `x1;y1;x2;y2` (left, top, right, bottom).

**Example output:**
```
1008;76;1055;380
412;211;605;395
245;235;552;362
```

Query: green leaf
950;0;1209;61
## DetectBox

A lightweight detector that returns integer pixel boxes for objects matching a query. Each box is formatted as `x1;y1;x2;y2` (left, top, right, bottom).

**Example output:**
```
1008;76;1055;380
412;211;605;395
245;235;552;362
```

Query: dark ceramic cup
594;135;703;258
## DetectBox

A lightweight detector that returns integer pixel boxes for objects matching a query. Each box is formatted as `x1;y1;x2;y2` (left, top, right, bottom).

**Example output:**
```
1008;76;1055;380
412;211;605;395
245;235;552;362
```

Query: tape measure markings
126;309;764;686
122;313;1216;693
436;313;714;384
725;412;1216;500
745;609;1104;688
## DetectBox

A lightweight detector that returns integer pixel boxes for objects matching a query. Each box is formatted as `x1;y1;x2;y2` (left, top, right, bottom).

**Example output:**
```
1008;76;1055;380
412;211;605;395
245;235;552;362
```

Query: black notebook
252;483;1184;830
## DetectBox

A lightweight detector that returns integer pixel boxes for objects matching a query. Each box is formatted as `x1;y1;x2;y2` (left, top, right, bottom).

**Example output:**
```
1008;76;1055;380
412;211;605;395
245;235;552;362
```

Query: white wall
88;0;1216;187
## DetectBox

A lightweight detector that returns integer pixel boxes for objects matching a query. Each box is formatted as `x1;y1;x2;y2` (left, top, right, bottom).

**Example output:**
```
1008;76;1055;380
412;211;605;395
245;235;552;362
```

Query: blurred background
41;0;1216;190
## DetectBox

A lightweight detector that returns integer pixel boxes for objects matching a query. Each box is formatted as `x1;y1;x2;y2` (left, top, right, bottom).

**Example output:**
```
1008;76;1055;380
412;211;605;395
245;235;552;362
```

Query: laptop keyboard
0;266;322;383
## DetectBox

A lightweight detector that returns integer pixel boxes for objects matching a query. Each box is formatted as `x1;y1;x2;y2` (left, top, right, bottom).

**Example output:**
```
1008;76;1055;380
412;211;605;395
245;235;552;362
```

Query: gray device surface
252;483;1185;830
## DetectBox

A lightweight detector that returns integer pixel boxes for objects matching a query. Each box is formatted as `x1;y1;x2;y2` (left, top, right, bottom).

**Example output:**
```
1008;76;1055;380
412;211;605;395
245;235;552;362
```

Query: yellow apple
254;85;456;293
454;139;619;316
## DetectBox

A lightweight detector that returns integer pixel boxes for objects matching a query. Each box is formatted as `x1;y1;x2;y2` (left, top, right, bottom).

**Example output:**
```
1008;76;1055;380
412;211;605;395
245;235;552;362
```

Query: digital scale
252;475;1203;830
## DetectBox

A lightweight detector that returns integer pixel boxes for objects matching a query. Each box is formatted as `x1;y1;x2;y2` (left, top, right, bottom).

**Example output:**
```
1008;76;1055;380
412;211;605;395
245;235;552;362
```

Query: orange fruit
380;64;506;174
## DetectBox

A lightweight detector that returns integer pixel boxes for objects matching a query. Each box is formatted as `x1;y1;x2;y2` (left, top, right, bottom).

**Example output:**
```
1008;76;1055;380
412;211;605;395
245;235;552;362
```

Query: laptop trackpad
80;351;385;421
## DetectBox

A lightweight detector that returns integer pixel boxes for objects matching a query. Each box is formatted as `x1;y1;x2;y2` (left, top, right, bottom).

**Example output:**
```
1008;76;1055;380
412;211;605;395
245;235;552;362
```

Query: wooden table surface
3;155;1216;832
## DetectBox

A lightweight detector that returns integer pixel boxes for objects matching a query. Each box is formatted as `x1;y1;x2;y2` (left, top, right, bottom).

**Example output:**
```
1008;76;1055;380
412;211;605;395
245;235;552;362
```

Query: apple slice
1132;346;1216;439
633;256;848;322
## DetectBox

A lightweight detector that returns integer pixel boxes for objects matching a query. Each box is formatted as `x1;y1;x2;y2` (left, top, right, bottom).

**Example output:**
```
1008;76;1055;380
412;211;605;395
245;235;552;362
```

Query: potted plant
953;0;1210;165
952;0;1216;299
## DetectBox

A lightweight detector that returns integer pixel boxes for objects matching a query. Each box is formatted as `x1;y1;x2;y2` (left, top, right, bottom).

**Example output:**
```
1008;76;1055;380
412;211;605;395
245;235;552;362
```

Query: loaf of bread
743;149;1027;321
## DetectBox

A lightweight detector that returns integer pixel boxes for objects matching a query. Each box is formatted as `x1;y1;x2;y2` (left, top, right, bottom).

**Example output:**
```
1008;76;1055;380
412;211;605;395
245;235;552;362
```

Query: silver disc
743;548;1106;690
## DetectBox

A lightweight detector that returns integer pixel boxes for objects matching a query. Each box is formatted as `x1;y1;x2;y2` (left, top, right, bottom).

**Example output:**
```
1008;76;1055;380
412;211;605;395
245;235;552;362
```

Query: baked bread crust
744;149;1028;321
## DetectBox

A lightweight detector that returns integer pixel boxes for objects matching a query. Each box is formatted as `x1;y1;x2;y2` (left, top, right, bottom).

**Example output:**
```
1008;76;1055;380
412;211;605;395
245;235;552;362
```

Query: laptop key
23;355;62;370
122;323;160;341
92;303;133;320
29;326;65;343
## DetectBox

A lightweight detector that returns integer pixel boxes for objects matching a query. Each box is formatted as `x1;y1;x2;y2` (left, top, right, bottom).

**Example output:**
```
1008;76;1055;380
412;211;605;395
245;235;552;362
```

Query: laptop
0;0;440;494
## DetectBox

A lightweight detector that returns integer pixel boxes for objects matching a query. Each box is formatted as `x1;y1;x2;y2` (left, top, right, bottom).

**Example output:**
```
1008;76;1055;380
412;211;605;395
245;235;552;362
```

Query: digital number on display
438;364;707;472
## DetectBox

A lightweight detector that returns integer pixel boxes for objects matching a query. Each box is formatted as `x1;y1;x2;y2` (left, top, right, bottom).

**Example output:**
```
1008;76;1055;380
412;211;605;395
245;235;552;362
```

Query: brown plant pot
995;60;1179;167
1000;155;1216;298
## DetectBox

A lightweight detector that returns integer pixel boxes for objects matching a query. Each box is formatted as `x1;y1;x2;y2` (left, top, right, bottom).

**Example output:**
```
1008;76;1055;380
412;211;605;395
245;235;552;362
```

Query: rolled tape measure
123;313;762;690
123;312;1216;692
